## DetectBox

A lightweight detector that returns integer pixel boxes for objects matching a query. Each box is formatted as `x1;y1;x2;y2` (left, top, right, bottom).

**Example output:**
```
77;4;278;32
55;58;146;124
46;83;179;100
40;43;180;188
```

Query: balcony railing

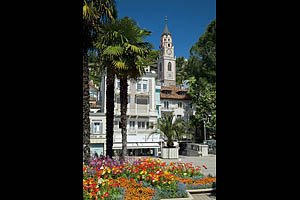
161;107;175;112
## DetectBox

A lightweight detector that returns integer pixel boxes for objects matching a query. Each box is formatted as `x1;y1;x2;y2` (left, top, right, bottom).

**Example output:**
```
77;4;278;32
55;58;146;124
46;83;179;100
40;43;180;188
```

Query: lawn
83;157;216;200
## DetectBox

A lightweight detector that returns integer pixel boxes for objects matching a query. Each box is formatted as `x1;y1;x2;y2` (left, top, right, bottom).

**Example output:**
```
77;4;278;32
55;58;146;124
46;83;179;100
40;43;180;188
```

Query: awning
113;143;160;149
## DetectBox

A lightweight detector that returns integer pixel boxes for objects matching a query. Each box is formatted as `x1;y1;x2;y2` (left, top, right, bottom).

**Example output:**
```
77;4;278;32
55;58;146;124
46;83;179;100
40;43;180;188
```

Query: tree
96;17;152;159
189;78;216;141
175;56;187;85
83;0;116;165
184;19;216;142
150;114;188;148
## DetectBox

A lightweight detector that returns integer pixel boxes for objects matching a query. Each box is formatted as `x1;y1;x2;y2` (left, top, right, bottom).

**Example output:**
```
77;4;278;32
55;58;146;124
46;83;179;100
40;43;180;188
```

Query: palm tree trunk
83;48;91;165
120;77;128;161
106;68;115;158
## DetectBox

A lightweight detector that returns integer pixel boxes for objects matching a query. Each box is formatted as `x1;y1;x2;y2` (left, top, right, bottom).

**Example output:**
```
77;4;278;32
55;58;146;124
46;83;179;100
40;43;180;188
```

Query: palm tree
116;19;152;161
150;114;190;148
83;0;116;165
96;17;152;159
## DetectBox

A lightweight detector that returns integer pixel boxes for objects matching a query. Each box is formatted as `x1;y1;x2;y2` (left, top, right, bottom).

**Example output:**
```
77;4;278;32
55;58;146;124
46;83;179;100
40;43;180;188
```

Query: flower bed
83;157;216;200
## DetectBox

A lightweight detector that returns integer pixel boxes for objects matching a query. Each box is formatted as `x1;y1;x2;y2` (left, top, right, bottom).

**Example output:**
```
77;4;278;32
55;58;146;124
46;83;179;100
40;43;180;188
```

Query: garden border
187;188;216;193
160;188;216;200
160;191;194;200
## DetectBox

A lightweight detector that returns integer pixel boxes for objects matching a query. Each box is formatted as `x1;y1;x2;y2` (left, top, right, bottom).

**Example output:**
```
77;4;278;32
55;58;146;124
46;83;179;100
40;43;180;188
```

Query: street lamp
203;114;211;144
203;118;207;144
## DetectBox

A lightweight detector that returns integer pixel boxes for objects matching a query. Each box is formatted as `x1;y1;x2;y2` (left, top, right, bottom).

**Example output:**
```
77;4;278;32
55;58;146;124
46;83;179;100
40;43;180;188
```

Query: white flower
98;178;104;184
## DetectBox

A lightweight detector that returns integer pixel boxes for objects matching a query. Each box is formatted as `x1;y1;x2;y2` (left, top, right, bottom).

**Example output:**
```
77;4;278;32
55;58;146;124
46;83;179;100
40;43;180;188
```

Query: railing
114;107;150;115
161;107;175;112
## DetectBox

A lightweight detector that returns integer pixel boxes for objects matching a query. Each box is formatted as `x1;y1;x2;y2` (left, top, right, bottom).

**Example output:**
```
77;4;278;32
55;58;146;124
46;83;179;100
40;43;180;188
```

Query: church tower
158;16;176;86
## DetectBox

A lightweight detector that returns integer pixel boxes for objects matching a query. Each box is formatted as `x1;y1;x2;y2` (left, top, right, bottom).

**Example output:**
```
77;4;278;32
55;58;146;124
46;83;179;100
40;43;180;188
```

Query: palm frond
112;60;127;70
102;46;124;57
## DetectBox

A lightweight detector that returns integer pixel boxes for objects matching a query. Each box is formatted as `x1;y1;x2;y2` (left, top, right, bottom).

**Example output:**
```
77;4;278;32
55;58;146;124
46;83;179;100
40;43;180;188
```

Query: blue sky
116;0;216;59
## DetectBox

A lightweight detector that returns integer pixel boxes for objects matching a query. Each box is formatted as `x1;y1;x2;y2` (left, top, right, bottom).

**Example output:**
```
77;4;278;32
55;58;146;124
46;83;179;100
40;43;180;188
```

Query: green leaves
103;45;124;57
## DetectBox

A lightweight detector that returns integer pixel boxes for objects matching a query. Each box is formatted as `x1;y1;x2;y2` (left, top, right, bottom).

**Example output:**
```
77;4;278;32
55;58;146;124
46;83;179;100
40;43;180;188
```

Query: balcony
114;107;150;116
136;89;150;96
90;134;106;139
161;107;175;112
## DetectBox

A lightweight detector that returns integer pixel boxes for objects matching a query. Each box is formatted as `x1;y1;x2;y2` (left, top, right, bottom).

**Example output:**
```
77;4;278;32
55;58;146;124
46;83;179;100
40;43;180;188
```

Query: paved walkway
161;154;216;177
191;192;216;200
162;155;216;199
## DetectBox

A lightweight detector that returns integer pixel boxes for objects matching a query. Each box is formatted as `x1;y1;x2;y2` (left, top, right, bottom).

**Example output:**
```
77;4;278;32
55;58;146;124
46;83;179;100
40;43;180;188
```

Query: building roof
160;86;191;100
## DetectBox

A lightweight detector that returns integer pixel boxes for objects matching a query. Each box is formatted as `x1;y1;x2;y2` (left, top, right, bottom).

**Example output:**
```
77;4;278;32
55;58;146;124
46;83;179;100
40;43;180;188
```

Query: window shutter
100;123;103;134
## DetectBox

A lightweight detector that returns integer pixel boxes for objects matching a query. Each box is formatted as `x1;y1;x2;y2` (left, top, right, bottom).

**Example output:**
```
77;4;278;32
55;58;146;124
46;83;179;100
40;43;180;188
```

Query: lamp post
203;118;207;144
203;114;211;144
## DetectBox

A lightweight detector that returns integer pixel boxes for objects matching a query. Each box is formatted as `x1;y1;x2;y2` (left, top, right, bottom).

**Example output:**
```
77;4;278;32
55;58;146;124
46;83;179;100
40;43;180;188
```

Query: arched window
168;62;172;71
159;63;162;72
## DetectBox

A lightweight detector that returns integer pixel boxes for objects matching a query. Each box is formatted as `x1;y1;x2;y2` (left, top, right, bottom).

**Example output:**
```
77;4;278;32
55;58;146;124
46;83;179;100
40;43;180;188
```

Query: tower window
164;39;166;41
168;44;170;47
168;62;172;71
159;63;162;72
168;39;170;41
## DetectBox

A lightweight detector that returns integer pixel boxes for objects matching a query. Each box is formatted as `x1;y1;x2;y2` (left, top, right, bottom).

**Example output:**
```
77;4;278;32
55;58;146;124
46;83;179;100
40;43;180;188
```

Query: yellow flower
168;181;171;184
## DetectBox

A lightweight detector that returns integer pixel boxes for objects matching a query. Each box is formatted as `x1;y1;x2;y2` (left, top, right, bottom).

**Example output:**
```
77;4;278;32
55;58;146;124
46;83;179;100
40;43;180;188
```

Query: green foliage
183;19;216;140
175;56;187;85
95;17;152;79
150;114;191;147
141;49;159;70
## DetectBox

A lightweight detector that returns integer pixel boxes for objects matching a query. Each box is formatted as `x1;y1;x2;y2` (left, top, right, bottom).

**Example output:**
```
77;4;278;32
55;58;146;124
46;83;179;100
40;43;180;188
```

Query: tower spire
162;16;171;36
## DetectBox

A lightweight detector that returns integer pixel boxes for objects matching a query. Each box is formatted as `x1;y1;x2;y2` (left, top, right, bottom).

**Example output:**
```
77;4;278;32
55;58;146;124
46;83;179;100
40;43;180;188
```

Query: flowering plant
83;156;216;199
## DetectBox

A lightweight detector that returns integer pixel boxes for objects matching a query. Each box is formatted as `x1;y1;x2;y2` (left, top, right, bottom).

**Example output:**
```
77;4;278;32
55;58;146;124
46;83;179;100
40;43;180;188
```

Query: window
119;121;122;129
177;115;182;119
178;102;183;108
130;121;135;129
177;91;187;96
146;122;150;129
136;97;148;104
162;90;171;95
168;39;170;41
115;96;120;104
143;80;147;91
137;80;148;92
91;121;103;134
168;44;170;47
164;101;169;109
164;39;166;41
138;121;145;129
117;80;120;89
137;82;141;91
159;63;162;72
128;96;130;104
168;62;172;71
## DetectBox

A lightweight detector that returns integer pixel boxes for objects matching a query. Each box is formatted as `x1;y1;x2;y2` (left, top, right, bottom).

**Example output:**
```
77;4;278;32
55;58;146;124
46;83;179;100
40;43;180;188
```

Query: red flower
105;192;109;197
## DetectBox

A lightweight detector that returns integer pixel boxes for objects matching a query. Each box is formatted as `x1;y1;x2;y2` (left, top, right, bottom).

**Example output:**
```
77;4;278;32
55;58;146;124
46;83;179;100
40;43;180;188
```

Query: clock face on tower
167;49;172;55
160;49;164;56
